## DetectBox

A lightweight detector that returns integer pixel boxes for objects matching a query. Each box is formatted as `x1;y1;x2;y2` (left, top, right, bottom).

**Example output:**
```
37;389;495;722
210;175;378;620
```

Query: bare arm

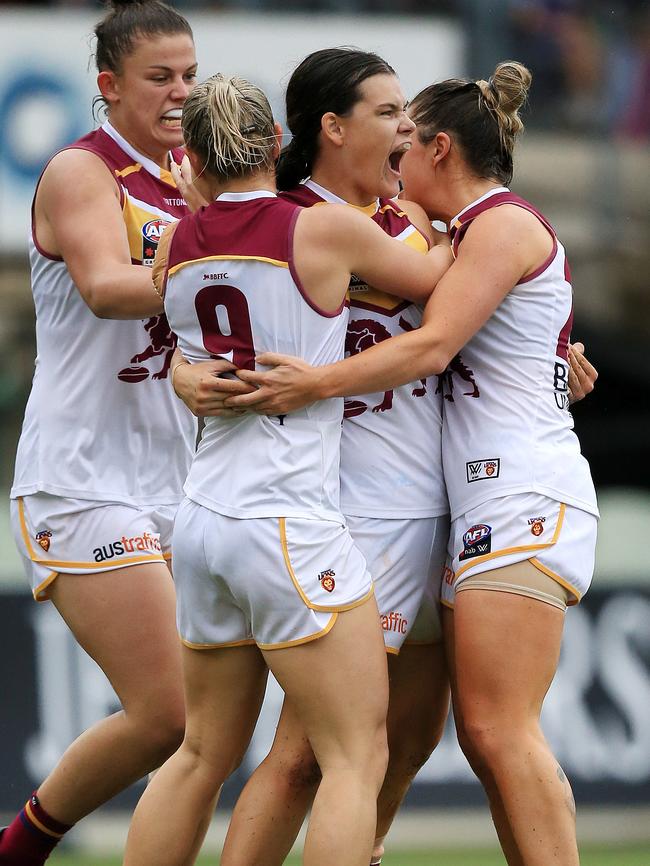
293;203;453;313
229;206;549;413
35;149;163;319
167;202;452;415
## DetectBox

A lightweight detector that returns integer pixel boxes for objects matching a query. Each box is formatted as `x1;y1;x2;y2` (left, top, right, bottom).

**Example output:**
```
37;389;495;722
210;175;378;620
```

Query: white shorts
441;493;597;609
346;514;449;653
173;498;373;651
11;494;175;601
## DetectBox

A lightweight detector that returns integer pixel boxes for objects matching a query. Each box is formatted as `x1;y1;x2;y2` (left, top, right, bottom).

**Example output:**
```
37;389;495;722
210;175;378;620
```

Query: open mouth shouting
161;108;183;129
388;141;412;178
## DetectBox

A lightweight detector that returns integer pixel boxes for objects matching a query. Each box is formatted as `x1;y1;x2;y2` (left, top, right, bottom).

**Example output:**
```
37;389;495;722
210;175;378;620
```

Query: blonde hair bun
476;60;532;149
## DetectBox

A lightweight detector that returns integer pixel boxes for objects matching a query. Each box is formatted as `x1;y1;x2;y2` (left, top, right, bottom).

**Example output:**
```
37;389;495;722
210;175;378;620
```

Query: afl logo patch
318;569;336;593
35;530;52;552
459;524;492;561
141;218;169;265
142;218;168;243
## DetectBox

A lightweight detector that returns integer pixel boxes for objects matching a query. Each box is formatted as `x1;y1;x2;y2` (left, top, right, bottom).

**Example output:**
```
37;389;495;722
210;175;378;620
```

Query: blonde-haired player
225;62;598;866
122;73;451;866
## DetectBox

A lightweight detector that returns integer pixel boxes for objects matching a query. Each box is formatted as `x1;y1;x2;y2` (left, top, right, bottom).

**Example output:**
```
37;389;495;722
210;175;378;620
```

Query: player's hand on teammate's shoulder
170;155;209;213
568;341;598;403
171;351;253;416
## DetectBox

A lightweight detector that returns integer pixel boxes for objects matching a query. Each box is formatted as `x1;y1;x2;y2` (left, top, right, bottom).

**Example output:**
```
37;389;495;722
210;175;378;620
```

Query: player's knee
367;726;390;790
147;715;186;762
286;751;322;793
387;707;445;780
130;694;186;761
456;713;511;770
387;738;435;783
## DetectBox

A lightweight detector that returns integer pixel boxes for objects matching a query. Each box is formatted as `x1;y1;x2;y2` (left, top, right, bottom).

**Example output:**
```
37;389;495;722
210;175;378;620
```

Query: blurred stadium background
0;1;648;862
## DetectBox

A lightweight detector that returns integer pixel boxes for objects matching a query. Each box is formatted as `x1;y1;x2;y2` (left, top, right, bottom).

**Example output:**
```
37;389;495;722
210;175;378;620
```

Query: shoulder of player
457;203;552;283
394;198;434;244
40;147;119;201
462;202;549;252
295;201;370;240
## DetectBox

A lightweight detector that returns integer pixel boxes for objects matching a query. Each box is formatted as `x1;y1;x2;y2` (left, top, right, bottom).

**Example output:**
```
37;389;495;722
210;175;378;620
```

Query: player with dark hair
2;2;199;863
227;61;598;866
171;46;452;866
121;70;451;866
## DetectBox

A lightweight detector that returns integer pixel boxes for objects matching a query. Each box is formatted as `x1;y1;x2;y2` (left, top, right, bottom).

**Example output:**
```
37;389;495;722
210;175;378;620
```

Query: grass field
49;845;650;865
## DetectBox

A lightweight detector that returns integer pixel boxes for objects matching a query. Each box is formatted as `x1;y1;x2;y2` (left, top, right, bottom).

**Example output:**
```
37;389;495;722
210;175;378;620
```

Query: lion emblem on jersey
344;317;427;417
528;517;546;537
345;319;394;413
35;530;52;552
436;353;480;402
318;569;336;593
119;314;177;383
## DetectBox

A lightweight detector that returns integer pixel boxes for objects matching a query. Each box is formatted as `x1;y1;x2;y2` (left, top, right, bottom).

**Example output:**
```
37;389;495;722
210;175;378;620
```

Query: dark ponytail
277;137;316;192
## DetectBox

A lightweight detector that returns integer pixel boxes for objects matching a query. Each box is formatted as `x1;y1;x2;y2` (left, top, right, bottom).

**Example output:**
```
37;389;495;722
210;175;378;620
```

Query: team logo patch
528;516;546;537
141;218;169;266
35;530;52;552
459;524;492;561
466;459;500;483
318;569;336;593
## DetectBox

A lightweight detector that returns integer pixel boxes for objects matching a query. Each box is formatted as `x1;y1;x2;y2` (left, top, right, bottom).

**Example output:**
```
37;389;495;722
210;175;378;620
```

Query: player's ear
97;70;120;107
321;112;344;147
271;121;283;161
430;132;451;167
185;147;204;178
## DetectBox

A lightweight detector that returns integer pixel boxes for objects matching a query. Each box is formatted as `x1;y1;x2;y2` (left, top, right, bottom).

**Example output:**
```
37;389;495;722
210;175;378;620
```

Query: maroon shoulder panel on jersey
280;184;325;208
373;198;415;239
167;196;301;270
451;191;557;256
64;128;188;220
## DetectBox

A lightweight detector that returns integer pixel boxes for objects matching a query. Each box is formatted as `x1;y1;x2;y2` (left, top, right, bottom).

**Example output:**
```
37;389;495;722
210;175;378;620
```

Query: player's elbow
408;332;452;377
78;279;116;318
420;347;451;377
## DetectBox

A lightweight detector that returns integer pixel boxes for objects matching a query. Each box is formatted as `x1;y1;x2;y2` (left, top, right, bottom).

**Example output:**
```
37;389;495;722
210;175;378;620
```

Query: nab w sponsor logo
466;458;500;483
459;523;492;561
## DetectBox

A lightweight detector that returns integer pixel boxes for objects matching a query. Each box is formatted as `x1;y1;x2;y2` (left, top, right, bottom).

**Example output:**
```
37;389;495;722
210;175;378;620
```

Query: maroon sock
0;791;73;865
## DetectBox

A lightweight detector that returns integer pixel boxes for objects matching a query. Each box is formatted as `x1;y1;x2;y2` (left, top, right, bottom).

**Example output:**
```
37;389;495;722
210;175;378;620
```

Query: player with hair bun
227;61;598;866
122;70;451;866
172;47;452;866
2;2;202;863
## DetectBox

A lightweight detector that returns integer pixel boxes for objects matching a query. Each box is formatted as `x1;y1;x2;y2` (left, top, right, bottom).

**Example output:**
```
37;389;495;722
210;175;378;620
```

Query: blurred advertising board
1;580;648;811
0;9;462;254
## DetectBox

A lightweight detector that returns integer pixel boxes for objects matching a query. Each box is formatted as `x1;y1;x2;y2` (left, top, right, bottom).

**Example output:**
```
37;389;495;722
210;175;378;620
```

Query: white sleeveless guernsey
282;180;448;519
11;122;196;506
441;188;598;521
163;190;349;522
